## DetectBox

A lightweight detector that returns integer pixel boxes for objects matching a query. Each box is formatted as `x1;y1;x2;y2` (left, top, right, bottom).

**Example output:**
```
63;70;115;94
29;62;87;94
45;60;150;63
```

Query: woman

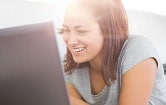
58;0;166;105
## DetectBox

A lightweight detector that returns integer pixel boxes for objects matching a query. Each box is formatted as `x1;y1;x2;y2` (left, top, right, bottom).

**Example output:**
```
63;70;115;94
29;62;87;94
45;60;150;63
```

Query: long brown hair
64;0;128;86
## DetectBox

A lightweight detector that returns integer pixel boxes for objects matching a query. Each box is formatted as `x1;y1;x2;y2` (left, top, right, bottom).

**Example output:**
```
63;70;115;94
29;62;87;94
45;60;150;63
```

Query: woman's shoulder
122;35;157;54
119;35;161;74
125;35;152;46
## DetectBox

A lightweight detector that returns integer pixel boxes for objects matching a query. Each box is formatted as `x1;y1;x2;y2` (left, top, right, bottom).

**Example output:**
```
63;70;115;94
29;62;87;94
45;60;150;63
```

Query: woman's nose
67;33;79;46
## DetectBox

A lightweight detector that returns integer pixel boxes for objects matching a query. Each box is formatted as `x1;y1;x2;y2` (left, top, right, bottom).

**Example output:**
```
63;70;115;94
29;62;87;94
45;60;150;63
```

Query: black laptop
0;22;70;105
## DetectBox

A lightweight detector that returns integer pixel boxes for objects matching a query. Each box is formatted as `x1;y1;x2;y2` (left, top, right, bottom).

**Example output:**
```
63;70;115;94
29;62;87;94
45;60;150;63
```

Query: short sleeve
119;35;161;75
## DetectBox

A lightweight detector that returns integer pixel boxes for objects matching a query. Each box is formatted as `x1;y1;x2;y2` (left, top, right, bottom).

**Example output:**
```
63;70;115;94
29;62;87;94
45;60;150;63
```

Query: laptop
0;22;70;105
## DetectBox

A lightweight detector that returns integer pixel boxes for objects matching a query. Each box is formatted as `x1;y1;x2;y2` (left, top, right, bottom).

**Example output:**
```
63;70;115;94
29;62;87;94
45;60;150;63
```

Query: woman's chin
74;60;84;64
73;58;86;64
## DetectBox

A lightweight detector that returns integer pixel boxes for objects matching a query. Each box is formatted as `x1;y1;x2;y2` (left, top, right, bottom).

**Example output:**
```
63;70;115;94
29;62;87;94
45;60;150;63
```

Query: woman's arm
119;58;157;105
67;83;89;105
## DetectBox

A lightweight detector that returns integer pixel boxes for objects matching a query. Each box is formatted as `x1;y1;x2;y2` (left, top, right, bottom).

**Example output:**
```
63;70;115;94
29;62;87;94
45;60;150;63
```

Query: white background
19;0;166;16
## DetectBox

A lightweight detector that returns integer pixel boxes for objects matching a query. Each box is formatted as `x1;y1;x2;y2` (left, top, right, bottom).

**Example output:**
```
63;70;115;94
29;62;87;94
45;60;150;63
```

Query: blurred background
0;0;166;65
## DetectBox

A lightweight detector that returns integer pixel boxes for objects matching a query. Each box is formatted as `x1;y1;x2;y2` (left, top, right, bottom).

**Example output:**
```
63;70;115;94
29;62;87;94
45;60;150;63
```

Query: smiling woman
60;0;166;105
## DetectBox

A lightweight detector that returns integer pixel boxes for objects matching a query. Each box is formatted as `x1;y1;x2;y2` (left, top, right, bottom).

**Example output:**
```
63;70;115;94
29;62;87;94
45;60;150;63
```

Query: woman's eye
57;29;64;35
77;30;89;34
57;28;70;35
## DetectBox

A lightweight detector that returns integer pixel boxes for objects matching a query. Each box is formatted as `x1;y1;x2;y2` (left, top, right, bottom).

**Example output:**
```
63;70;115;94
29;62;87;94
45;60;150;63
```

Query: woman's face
62;5;104;63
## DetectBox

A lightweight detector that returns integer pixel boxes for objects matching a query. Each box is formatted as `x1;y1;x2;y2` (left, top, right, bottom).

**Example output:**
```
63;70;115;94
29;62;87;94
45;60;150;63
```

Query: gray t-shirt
65;35;166;105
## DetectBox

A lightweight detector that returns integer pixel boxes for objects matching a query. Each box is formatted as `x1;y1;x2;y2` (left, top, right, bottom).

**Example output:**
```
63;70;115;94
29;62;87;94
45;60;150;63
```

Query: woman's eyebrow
62;25;88;29
75;26;88;29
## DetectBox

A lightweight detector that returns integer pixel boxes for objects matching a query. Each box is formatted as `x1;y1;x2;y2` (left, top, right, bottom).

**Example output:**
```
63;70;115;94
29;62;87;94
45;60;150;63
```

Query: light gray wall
127;10;166;64
0;0;66;28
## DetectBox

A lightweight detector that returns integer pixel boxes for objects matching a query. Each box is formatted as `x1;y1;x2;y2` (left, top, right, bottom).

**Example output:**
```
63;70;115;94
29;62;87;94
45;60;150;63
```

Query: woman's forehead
63;12;98;28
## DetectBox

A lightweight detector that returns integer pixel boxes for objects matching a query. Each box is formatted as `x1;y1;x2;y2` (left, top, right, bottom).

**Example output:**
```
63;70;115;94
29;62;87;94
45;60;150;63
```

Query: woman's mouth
74;47;86;52
70;47;86;56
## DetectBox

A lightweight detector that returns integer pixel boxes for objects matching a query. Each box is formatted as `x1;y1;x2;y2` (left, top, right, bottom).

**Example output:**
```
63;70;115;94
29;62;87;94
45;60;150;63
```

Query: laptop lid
0;22;70;105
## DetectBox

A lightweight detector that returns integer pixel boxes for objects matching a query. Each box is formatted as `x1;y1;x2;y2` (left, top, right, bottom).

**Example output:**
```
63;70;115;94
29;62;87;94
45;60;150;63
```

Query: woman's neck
89;58;102;73
89;59;106;95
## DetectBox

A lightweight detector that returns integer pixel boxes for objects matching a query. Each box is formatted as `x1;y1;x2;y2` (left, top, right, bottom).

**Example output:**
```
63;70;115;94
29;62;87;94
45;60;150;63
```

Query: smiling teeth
74;48;85;52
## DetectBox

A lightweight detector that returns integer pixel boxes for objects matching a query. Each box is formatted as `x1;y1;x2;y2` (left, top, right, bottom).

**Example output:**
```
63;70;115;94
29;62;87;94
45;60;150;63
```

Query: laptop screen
0;22;70;105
